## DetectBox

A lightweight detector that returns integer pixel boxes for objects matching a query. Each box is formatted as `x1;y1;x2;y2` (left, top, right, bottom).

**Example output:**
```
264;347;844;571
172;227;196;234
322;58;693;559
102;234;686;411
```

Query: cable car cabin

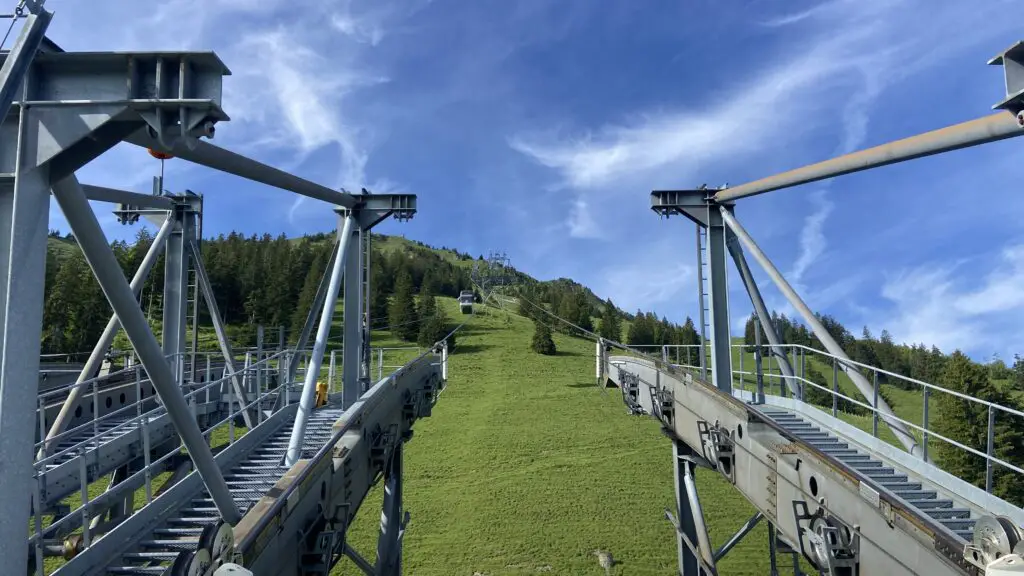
459;290;474;314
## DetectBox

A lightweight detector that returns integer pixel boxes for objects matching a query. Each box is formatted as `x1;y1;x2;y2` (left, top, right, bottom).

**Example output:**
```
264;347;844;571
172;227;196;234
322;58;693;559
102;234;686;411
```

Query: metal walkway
100;407;344;575
756;407;977;542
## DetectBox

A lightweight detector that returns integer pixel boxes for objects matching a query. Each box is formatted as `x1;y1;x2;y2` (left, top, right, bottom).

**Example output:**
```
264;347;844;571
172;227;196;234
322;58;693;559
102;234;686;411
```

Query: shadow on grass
555;349;585;357
452;343;494;355
566;381;602;388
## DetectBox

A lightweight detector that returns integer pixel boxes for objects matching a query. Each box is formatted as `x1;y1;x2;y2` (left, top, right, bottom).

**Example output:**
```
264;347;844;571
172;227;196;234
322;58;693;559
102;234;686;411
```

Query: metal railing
642;343;1024;495
28;349;302;571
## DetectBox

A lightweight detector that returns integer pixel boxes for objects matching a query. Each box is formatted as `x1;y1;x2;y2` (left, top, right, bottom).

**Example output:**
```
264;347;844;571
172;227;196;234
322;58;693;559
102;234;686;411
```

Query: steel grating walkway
757;406;977;542
101;407;344;575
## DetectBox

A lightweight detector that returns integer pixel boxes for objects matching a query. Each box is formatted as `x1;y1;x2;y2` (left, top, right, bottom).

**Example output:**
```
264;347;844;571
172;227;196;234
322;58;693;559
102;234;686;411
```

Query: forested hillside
41;228;1024;506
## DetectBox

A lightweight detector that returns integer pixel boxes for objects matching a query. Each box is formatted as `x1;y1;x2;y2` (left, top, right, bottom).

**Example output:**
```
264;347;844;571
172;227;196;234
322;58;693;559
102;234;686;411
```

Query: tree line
40;229;472;355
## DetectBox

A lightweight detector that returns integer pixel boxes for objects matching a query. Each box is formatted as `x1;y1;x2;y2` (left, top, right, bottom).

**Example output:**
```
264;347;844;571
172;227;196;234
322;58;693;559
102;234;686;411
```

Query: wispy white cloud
879;245;1024;355
789;190;834;284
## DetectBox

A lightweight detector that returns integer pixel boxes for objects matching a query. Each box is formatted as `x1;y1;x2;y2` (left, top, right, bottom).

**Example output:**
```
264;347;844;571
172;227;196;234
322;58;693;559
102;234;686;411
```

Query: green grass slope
335;300;787;575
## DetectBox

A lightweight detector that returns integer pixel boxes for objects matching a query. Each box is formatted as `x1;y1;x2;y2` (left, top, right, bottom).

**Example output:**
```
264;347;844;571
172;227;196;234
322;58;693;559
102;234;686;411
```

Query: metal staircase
756;407;978;542
101;408;344;575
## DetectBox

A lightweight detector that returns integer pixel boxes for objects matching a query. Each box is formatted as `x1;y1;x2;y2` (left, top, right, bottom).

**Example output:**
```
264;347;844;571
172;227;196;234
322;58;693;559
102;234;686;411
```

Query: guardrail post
442;342;449;381
832;358;839;417
986;405;995;493
922;387;930;461
872;371;879;437
754;319;764;405
379;348;384;381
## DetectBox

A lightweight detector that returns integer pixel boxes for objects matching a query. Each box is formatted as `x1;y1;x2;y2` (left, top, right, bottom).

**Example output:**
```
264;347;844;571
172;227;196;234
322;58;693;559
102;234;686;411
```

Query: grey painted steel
190;240;255;428
672;440;700;574
713;512;763;562
727;235;797;397
286;237;338;386
285;214;354;466
719;207;920;457
0;3;51;121
375;441;405;575
50;174;241;524
81;183;176;210
695;224;708;380
126;130;356;208
42;213;173;454
343;220;364;407
0;113;51;569
605;356;1012;574
705;207;732;393
162;205;191;384
682;447;716;571
713;112;1024;202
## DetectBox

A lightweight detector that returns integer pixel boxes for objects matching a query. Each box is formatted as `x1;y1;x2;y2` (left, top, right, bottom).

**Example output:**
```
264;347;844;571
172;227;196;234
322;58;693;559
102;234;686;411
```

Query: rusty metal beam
714;112;1024;202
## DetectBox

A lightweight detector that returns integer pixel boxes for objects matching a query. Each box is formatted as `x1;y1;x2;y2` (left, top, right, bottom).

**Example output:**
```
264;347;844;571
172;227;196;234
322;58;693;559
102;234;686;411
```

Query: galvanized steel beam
42;211;174;455
81;183;176;210
0;1;51;121
51;173;241;523
713;112;1024;202
285;215;355;466
126;130;357;208
719;207;920;457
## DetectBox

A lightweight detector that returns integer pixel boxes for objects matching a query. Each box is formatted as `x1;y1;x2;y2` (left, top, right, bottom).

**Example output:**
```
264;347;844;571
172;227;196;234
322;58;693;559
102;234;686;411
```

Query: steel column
286;237;338;386
705;207;732;393
162;205;191;385
720;207;920;456
0;2;51;121
727;235;797;397
695;225;708;380
285;215;355;466
342;220;364;407
42;213;174;453
189;240;254;428
375;442;406;576
0;112;51;568
50;174;241;523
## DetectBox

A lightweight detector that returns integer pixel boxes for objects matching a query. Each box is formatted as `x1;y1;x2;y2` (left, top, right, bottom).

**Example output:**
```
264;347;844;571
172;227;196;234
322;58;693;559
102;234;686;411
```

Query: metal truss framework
0;10;437;575
636;41;1024;576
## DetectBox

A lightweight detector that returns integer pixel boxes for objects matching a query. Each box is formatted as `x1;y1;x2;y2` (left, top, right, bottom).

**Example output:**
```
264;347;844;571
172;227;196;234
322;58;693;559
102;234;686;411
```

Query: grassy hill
334;298;791;575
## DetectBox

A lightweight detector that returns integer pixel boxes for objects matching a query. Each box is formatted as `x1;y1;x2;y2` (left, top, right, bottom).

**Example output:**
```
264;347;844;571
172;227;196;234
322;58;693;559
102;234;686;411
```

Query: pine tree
531;319;556;355
389;266;419;341
933;352;1002;492
598;298;621;342
418;300;452;348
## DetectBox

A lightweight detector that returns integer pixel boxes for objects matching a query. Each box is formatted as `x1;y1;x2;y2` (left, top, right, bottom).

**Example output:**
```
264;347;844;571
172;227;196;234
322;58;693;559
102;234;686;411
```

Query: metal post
728;238;797;396
986;405;995;492
143;416;152;503
682;454;715;570
671;439;700;575
922;387;930;461
378;348;384;382
43;215;174;453
189;240;254;428
0;125;53;567
754;318;765;405
256;324;264;398
0;2;51;121
343;218;364;407
721;207;920;456
739;344;744;390
800;348;806;400
51;175;241;524
162;206;191;387
285;215;355;466
695;224;708;381
329;349;337;393
361;229;373;384
190;195;204;386
872;371;879;437
767;523;780;576
442;342;449;381
286;238;339;385
706;207;733;393
375;442;406;576
832;358;838;417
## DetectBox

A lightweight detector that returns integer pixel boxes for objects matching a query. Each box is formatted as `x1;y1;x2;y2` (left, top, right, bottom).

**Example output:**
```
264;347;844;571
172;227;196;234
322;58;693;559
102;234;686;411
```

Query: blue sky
43;0;1024;360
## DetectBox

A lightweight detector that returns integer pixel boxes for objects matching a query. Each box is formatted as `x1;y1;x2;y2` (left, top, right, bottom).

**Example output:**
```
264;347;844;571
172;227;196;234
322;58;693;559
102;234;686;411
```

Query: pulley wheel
199;520;234;562
972;516;1020;564
169;548;212;576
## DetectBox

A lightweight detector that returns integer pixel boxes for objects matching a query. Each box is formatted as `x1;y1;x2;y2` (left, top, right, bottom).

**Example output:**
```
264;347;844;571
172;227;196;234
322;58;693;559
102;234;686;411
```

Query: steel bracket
792;501;860;576
697;420;735;483
989;41;1024;118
